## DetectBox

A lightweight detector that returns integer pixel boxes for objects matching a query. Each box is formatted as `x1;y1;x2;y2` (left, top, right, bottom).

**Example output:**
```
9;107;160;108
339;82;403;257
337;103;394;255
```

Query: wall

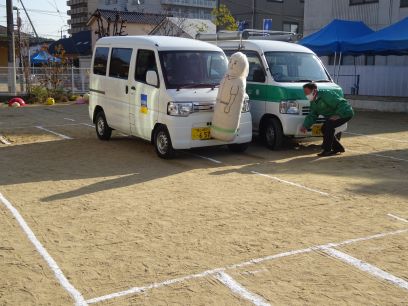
327;65;408;97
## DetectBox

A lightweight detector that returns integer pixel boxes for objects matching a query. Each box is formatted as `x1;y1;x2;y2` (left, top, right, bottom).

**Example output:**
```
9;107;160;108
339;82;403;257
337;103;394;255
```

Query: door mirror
252;69;266;83
146;70;159;87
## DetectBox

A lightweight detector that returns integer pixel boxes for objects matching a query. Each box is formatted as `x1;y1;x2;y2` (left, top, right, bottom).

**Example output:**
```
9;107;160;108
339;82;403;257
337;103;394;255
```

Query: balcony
161;0;216;9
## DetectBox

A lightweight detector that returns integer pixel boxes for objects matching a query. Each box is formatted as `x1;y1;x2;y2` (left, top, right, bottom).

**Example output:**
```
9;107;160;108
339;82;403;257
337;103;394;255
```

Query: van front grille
193;102;215;112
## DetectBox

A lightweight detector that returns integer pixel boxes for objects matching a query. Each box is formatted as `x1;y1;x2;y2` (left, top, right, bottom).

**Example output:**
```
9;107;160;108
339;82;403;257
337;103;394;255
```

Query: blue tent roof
30;50;62;64
342;17;408;55
299;19;374;56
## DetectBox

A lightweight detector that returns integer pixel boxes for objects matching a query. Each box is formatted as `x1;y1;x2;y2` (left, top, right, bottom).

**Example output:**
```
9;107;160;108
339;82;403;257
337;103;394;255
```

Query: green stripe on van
246;84;343;102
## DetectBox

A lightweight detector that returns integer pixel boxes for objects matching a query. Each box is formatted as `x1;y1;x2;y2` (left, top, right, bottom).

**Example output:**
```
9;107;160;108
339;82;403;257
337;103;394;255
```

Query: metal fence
0;67;90;95
327;65;408;97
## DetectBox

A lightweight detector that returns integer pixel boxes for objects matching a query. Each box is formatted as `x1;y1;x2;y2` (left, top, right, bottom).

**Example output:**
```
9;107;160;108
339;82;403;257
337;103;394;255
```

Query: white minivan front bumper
163;112;252;150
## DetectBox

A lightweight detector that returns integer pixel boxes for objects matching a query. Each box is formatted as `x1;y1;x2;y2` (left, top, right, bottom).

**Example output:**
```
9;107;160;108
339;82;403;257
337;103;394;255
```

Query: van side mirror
146;70;159;87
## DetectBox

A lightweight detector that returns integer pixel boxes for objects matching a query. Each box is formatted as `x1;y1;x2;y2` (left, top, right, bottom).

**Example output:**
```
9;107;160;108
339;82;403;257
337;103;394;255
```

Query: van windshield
264;52;331;83
159;51;228;89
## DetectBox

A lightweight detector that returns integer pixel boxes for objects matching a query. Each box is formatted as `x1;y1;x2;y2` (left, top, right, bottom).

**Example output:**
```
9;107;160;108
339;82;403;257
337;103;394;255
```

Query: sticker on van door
141;94;148;114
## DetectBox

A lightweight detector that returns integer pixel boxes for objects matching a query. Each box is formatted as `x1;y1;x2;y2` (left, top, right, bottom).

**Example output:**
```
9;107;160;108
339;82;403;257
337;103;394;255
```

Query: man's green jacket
303;90;354;129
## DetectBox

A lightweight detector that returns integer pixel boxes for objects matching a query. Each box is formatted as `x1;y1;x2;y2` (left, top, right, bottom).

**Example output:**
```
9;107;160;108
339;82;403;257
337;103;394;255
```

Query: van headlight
280;100;300;115
241;98;250;113
167;102;193;116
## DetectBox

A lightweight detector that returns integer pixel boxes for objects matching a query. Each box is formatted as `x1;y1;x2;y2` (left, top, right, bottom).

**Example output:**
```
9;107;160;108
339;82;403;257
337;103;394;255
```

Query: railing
0;67;90;95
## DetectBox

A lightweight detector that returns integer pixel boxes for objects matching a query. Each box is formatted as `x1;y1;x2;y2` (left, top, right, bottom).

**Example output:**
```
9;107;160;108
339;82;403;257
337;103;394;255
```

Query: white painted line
348;149;408;163
344;132;408;144
251;171;331;197
388;213;408;223
63;118;76;122
35;126;73;140
2;123;85;130
81;123;95;128
322;247;408;291
86;268;225;304
0;135;11;145
191;153;223;164
216;271;271;306
0;192;87;306
86;229;407;304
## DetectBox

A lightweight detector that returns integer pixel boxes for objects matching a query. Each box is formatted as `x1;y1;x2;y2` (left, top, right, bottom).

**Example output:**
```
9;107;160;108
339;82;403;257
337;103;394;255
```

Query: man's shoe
332;147;345;154
317;151;335;157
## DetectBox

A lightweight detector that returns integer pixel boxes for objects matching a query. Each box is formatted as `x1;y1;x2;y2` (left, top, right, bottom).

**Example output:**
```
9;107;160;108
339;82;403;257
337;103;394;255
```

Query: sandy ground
0;104;407;305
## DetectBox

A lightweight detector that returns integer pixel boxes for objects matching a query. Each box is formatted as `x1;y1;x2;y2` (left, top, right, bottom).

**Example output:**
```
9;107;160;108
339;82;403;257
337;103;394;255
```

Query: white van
198;31;346;150
89;36;252;158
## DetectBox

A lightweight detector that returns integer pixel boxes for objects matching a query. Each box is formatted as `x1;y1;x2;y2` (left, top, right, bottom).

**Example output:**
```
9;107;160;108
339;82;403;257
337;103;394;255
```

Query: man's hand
300;126;307;134
330;115;340;121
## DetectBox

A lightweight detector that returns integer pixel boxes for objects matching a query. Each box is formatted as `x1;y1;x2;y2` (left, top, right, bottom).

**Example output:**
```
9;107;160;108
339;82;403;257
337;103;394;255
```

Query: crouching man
300;82;354;157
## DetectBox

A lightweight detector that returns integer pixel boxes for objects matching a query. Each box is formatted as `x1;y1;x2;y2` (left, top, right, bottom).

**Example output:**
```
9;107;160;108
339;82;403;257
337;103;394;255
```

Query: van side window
243;51;266;83
109;48;133;79
135;50;157;84
93;47;109;76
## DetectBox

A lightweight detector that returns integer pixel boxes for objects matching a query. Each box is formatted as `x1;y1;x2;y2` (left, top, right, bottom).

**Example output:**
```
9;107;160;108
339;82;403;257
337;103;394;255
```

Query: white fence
327;65;408;97
0;67;90;95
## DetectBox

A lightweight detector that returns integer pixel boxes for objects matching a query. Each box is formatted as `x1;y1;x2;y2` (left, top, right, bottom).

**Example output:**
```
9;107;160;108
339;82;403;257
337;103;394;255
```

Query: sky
0;0;69;39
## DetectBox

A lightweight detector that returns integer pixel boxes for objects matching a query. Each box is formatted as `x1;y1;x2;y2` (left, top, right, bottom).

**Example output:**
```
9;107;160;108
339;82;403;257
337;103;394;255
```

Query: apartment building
68;0;216;34
219;0;305;33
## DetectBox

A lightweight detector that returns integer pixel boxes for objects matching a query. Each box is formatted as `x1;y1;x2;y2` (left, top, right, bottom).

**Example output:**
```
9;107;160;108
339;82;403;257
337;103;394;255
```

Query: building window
283;22;299;33
401;0;408;7
109;48;133;79
365;55;375;65
349;0;379;5
93;47;110;76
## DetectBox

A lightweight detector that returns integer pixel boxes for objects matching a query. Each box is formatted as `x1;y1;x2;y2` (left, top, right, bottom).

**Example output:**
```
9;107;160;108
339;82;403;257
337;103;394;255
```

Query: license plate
311;124;323;137
192;127;211;140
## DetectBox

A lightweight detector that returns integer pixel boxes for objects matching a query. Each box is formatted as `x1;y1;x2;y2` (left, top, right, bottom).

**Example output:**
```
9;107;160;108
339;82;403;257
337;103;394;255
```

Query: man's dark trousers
322;117;352;152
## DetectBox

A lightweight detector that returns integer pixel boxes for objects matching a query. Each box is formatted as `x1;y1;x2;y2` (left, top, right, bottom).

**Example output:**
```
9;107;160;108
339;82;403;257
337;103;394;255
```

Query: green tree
211;4;238;31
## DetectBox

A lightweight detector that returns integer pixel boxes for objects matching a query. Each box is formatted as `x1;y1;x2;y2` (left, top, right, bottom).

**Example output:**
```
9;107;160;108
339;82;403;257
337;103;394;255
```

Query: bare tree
94;10;128;39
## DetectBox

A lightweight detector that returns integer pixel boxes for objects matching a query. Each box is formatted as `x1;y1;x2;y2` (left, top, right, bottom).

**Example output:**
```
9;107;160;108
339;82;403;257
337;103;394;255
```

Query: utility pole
216;0;220;33
6;0;17;95
19;0;39;40
252;0;256;29
15;6;24;91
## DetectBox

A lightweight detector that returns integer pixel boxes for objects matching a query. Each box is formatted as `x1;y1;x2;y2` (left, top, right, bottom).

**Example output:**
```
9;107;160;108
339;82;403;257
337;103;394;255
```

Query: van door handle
130;86;136;90
125;85;129;94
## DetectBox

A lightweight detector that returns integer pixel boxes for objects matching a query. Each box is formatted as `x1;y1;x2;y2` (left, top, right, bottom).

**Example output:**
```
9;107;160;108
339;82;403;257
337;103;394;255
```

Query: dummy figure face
227;52;249;78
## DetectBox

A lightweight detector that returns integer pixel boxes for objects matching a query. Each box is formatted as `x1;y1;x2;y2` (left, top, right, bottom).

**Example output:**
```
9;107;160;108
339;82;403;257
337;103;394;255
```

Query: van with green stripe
203;36;344;150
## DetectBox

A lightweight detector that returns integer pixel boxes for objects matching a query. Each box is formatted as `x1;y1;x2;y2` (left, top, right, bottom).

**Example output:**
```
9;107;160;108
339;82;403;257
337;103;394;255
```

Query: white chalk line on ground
322;247;408;291
387;213;408;223
64;118;76;122
85;229;408;304
347;149;408;163
251;171;331;197
190;153;223;164
344;132;408;144
81;123;95;128
35;126;73;140
0;192;87;306
215;271;271;306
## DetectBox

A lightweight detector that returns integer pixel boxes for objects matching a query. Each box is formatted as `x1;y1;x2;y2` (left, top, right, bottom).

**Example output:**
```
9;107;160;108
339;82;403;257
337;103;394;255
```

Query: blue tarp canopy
30;50;62;65
299;19;374;56
342;17;408;55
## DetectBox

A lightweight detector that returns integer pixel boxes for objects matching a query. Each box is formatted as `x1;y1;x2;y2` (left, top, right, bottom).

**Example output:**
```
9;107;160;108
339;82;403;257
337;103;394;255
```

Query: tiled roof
49;30;91;56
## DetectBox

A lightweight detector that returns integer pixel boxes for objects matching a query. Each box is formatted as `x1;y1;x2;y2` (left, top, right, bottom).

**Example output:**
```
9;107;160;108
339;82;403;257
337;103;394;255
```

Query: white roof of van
217;40;314;54
96;36;223;52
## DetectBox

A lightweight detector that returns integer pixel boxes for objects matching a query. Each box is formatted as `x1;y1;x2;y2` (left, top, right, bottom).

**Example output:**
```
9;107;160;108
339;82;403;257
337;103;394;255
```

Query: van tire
336;132;342;141
153;126;176;159
95;111;112;141
227;142;250;153
262;117;283;150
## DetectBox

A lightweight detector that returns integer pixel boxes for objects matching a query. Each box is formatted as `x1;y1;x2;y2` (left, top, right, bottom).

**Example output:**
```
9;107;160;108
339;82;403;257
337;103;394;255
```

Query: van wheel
154;126;175;159
262;117;283;150
227;142;250;153
95;111;112;141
